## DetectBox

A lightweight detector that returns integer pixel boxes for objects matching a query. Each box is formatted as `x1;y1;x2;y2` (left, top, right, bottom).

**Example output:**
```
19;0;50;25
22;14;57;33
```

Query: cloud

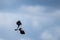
16;5;60;40
0;5;60;40
40;25;60;40
0;5;60;28
0;38;4;40
0;13;29;26
0;0;60;12
17;5;47;15
41;30;54;40
17;5;60;16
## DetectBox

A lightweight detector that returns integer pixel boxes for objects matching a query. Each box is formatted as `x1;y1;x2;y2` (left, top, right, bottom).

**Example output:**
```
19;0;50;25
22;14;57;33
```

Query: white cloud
32;17;39;27
0;5;60;29
40;26;60;40
17;5;47;15
19;5;60;40
0;38;4;40
41;30;55;40
0;5;60;40
0;5;60;28
50;27;60;39
0;13;29;27
17;5;60;18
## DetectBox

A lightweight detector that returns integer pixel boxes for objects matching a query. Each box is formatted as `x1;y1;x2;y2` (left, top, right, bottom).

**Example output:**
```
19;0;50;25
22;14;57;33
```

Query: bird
15;20;25;35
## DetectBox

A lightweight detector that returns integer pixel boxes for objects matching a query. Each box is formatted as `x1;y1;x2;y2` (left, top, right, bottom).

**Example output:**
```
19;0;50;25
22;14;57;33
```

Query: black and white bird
15;20;25;35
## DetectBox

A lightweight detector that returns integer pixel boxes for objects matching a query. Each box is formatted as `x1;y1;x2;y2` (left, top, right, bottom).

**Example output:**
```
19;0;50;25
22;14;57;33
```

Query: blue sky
0;0;60;40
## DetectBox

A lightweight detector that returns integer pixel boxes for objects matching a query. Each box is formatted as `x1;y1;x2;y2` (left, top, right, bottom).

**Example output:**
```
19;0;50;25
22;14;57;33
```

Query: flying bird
15;20;25;35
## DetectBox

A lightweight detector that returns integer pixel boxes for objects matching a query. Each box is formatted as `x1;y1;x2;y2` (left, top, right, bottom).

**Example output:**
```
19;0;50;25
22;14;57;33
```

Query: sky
0;0;60;40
